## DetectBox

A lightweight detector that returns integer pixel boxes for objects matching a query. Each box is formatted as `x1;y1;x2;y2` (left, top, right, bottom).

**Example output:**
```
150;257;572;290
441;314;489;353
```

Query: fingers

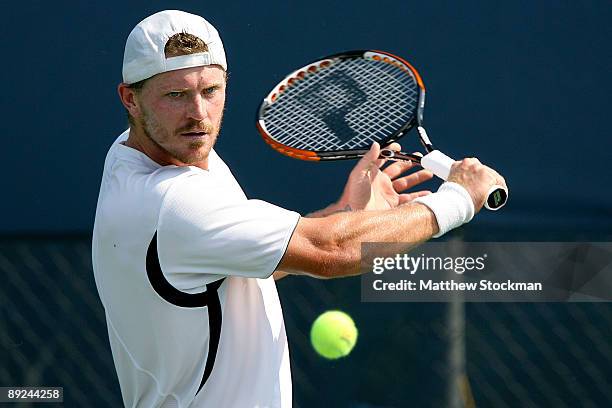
392;169;434;192
381;142;401;153
488;167;507;190
461;158;507;189
448;157;508;211
377;142;401;168
398;190;432;205
380;145;422;179
382;158;418;179
365;141;381;164
353;142;381;174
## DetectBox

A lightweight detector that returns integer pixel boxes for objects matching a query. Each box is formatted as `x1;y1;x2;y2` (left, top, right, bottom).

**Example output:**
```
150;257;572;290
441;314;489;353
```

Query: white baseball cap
122;10;227;84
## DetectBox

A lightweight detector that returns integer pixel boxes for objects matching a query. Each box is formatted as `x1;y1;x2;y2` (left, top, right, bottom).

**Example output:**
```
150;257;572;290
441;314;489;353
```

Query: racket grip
421;150;508;211
421;150;453;180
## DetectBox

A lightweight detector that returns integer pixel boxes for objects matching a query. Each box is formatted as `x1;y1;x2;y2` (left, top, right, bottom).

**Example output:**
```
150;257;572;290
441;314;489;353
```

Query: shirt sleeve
156;172;300;289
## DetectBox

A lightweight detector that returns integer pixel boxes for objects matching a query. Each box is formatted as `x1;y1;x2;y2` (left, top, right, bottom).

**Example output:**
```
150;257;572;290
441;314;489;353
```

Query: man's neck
123;128;209;170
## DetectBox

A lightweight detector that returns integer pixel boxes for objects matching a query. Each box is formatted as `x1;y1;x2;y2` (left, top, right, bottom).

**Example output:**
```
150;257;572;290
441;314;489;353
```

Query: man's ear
118;83;141;119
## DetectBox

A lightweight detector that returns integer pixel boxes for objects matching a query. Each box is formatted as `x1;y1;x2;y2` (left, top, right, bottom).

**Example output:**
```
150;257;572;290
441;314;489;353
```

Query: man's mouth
180;130;208;137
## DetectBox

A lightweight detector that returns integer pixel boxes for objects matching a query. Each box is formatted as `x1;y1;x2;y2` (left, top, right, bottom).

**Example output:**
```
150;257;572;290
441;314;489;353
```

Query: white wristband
413;182;475;238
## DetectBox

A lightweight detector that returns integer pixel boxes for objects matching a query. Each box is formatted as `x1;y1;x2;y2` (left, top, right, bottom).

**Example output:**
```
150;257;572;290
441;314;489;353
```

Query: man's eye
204;87;217;95
167;91;183;98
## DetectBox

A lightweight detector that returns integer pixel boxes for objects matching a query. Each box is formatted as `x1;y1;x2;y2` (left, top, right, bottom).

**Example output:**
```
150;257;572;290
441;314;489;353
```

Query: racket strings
261;58;419;151
266;59;414;150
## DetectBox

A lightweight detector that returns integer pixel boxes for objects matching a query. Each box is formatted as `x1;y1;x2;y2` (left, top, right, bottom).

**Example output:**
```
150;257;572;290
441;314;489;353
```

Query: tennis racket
255;50;508;210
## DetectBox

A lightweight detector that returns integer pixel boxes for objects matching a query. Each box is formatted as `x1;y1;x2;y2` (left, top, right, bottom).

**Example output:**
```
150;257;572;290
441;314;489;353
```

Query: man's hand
447;158;507;212
337;142;433;211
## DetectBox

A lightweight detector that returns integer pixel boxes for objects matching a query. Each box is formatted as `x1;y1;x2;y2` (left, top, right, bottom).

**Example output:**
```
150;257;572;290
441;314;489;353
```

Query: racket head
256;50;426;161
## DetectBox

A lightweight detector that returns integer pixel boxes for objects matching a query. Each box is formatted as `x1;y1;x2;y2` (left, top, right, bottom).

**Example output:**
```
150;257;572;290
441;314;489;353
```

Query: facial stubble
139;105;223;165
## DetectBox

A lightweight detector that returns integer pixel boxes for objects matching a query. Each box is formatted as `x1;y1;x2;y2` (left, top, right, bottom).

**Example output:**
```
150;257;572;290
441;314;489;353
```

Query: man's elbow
301;241;362;279
281;216;362;279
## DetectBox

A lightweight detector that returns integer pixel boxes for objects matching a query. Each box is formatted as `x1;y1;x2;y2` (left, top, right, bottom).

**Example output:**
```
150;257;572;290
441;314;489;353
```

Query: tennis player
92;10;507;408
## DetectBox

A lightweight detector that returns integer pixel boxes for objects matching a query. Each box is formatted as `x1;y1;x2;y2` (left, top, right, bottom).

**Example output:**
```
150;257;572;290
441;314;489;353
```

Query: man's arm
278;156;506;279
273;144;428;280
273;203;353;280
278;202;437;278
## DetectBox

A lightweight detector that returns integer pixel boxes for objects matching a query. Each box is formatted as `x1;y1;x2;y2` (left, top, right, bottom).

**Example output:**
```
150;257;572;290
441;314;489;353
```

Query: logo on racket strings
296;71;366;143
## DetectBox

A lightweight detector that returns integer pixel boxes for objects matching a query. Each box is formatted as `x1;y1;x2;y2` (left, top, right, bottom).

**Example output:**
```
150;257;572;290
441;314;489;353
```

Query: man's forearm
280;202;439;279
273;202;354;280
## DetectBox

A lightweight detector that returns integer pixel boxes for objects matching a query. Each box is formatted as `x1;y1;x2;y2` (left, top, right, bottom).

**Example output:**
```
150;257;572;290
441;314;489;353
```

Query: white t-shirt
92;130;300;408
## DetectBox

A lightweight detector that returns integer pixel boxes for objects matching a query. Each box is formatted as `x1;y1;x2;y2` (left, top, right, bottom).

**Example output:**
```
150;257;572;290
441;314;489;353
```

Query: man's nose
187;95;207;121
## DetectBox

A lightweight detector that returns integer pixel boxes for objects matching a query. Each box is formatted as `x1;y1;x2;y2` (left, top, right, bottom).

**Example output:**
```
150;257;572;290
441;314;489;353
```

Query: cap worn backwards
122;10;227;84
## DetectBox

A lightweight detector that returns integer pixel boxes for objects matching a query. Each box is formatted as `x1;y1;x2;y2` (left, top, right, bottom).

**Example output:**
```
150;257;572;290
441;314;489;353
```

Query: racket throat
379;149;422;163
417;126;434;151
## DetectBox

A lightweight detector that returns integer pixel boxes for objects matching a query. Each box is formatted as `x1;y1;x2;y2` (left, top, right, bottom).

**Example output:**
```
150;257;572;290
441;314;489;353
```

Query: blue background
1;2;611;407
2;0;610;234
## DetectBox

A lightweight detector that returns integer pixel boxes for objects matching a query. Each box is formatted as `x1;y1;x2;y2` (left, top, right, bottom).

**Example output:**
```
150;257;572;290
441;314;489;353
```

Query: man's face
134;65;226;165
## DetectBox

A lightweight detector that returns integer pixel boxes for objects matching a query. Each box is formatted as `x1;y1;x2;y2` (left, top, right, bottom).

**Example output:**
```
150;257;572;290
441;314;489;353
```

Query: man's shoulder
103;140;203;190
97;136;234;214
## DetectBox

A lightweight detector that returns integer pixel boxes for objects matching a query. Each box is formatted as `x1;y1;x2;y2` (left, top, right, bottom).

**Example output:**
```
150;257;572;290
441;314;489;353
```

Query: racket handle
421;150;508;211
421;150;453;180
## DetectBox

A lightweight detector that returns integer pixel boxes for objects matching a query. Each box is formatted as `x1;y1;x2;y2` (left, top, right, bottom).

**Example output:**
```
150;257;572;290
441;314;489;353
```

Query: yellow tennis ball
310;310;358;359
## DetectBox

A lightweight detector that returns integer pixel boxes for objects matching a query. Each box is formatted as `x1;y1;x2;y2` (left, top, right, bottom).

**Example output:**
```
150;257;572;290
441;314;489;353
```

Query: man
92;10;506;408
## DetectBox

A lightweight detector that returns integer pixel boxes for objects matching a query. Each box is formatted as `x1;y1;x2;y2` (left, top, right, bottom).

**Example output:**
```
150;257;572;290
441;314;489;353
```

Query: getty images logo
372;253;488;275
